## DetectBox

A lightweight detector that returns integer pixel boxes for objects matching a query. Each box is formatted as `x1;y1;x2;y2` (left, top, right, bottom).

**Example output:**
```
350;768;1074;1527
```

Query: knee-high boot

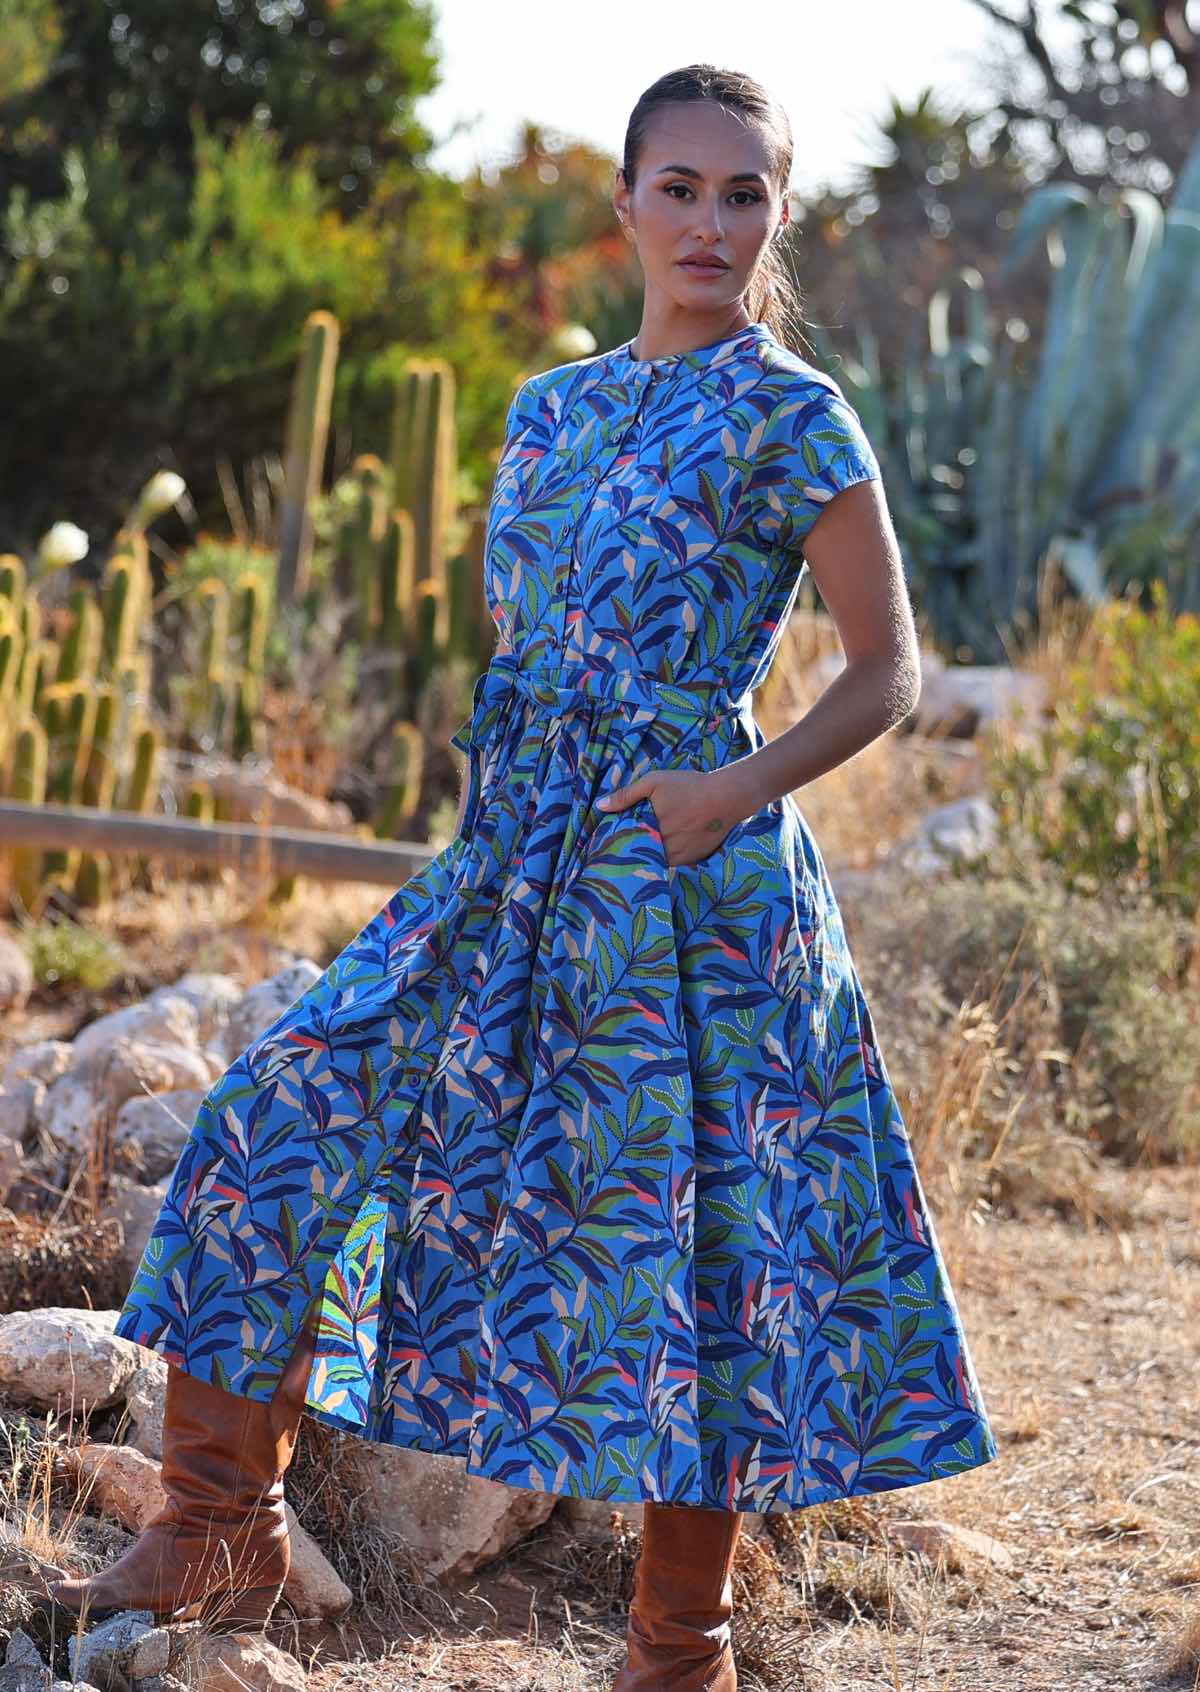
612;1501;743;1691
45;1317;320;1630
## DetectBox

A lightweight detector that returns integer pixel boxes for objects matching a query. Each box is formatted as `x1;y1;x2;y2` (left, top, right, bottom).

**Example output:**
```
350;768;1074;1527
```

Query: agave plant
808;129;1200;656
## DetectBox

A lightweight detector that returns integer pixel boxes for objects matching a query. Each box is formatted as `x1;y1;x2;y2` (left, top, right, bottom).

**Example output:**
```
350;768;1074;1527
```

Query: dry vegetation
1;593;1198;1690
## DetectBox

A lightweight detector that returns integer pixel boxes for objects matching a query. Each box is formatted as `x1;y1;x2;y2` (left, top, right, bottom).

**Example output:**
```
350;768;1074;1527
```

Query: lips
679;258;729;270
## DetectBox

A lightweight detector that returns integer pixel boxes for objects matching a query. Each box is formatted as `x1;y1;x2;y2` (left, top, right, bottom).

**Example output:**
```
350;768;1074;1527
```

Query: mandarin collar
609;320;773;384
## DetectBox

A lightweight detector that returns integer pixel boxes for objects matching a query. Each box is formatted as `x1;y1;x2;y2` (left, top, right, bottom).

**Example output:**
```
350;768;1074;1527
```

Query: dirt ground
267;1159;1199;1692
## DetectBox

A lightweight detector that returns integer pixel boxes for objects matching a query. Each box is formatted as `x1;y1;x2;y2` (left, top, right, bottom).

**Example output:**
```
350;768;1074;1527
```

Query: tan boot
46;1319;319;1630
612;1501;743;1691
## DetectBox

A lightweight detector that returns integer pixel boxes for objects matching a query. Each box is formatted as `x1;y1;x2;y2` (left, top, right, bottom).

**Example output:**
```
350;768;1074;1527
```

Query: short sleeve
772;386;882;558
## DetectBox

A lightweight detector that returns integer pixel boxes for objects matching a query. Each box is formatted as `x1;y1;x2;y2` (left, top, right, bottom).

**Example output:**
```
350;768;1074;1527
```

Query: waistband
450;651;754;753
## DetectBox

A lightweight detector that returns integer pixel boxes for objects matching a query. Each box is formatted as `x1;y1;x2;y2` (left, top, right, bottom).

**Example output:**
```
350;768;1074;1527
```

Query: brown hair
620;64;807;350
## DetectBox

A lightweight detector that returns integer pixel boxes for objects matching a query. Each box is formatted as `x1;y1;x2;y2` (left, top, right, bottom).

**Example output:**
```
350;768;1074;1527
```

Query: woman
48;63;999;1691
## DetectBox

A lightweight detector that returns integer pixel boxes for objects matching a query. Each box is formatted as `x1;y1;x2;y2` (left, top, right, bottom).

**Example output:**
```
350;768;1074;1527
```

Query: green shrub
920;864;1199;1164
17;916;126;992
984;583;1200;911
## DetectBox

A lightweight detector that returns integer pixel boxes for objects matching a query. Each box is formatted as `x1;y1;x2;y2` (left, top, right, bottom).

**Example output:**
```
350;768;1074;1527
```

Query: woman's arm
726;478;920;814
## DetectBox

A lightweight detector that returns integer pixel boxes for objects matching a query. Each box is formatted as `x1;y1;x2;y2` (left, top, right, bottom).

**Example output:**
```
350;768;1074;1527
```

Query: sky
417;0;1083;196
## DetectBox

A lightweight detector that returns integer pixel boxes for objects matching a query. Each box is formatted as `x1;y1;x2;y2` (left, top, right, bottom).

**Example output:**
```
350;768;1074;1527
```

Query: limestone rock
0;933;33;1011
123;1356;169;1458
37;1044;220;1160
886;795;1000;875
1;1041;72;1091
146;973;243;1047
342;1445;555;1581
67;1607;163;1690
220;961;324;1060
0;1309;141;1415
104;1175;170;1277
182;1633;306;1692
112;1088;206;1182
70;997;200;1066
886;1517;1014;1571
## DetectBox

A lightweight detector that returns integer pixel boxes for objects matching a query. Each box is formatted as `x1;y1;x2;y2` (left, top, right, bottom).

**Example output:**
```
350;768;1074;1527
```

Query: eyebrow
652;163;768;187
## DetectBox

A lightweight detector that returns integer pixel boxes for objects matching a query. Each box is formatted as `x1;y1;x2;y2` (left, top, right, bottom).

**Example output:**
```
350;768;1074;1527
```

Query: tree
966;0;1200;189
0;0;440;214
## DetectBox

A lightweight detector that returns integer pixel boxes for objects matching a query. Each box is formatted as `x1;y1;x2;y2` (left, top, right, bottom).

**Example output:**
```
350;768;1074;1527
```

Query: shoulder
508;346;614;426
750;337;863;419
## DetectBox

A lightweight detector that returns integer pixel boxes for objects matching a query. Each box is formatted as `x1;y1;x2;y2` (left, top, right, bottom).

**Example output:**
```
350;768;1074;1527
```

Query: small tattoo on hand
704;816;725;835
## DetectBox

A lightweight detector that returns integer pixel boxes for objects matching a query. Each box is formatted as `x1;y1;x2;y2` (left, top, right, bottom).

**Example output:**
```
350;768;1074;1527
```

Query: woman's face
614;101;788;323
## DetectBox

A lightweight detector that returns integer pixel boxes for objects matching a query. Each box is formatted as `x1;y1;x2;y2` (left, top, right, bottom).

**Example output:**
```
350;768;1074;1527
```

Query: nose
693;194;726;241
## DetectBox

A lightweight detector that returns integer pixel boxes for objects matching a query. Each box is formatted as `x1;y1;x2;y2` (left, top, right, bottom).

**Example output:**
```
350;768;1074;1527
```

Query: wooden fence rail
0;800;435;887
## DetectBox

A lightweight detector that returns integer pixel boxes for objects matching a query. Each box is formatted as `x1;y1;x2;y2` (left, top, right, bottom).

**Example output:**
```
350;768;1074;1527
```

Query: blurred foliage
0;0;439;214
985;583;1200;911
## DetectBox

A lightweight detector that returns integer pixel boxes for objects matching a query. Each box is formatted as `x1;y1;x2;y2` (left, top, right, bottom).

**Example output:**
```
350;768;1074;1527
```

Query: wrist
711;755;770;824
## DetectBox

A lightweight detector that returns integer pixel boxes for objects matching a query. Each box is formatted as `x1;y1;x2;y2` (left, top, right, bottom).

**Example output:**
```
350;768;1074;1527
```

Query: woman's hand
596;762;760;868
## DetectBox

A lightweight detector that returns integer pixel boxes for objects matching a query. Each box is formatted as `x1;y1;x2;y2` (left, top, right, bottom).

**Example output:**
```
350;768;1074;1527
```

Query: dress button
546;634;559;649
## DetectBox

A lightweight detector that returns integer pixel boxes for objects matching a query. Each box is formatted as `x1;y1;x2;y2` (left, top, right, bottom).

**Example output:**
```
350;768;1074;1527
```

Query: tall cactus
8;718;48;914
277;309;340;605
389;359;458;652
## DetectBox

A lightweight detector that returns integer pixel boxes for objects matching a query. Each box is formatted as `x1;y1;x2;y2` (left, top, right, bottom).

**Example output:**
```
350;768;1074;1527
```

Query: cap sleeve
769;384;882;558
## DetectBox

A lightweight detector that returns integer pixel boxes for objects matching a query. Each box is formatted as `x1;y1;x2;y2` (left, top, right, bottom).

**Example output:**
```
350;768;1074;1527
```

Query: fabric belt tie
451;651;755;755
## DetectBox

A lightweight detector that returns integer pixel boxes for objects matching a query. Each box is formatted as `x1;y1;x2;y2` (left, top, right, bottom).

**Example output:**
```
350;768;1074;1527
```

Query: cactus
41;681;97;881
58;586;103;683
379;508;416;651
375;720;425;838
7;718;48;914
233;573;269;676
277;309;340;604
389;360;458;652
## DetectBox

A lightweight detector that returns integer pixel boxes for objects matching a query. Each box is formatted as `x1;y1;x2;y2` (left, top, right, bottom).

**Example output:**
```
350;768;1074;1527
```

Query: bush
984;583;1200;912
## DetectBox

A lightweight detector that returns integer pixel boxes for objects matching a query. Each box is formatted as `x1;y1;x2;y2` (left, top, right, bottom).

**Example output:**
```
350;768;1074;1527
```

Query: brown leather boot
612;1501;744;1691
46;1318;320;1630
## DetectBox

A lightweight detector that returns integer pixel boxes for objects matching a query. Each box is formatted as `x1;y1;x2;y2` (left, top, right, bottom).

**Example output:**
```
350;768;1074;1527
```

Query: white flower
134;471;187;523
38;521;89;571
551;324;597;360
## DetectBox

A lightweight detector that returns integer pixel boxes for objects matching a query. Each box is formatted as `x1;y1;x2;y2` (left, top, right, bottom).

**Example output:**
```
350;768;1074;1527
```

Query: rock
342;1445;556;1581
0;933;33;1012
182;1633;306;1692
886;795;1000;875
68;1608;161;1692
3;1634;43;1669
281;1501;353;1617
0;1667;50;1692
910;655;1049;739
1;1042;72;1092
112;1089;206;1182
0;1080;40;1201
103;1177;170;1277
555;1496;644;1535
123;1357;169;1458
146;974;243;1048
70;998;200;1066
0;1309;141;1415
886;1517;1014;1571
220;962;324;1060
61;1445;350;1618
37;1046;220;1161
62;1444;165;1532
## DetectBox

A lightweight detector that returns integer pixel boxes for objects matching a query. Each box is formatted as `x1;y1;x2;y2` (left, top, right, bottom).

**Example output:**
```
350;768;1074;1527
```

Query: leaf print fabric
114;319;1000;1512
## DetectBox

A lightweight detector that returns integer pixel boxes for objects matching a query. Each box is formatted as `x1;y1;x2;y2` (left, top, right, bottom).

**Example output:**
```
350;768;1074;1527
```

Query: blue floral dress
115;320;999;1512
